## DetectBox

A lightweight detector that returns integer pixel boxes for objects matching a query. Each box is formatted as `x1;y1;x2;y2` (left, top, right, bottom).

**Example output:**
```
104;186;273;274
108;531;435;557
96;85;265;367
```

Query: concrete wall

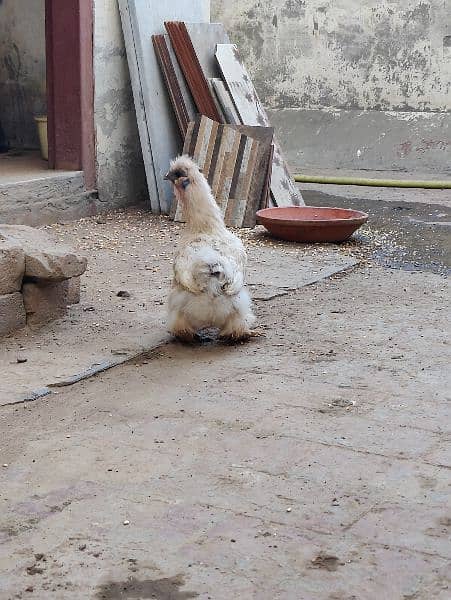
0;0;46;149
93;0;148;208
212;0;451;174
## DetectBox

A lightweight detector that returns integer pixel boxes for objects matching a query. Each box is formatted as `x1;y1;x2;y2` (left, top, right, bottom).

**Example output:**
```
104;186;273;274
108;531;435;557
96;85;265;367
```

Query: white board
211;78;241;125
118;1;210;214
216;44;304;207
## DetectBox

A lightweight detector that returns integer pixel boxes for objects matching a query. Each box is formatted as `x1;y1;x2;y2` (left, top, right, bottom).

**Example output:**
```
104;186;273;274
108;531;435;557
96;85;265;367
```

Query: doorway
0;0;95;190
0;0;48;183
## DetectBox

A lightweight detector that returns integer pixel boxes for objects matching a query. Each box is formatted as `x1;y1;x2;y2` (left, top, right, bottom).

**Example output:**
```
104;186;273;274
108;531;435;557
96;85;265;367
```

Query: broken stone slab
22;281;70;327
0;237;25;294
247;253;358;300
0;292;26;336
0;224;87;281
66;277;81;305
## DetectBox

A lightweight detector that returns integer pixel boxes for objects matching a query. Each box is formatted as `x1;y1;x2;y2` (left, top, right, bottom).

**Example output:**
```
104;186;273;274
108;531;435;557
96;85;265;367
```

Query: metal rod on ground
293;174;451;190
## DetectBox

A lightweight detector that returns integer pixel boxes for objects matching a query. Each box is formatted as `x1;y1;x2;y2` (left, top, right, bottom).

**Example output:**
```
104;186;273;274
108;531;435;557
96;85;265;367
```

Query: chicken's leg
219;312;253;342
168;312;197;343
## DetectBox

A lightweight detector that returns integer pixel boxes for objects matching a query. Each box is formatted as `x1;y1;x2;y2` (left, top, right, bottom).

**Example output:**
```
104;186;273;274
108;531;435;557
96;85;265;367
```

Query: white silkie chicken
164;155;256;342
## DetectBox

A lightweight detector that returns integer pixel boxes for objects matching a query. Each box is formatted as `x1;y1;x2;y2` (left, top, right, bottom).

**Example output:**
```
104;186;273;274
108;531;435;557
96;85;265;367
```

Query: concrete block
66;277;81;305
0;224;87;281
0;238;25;294
0;292;26;336
22;281;69;327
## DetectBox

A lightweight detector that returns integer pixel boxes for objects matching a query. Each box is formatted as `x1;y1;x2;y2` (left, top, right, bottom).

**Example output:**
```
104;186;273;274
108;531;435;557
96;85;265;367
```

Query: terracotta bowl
256;206;369;243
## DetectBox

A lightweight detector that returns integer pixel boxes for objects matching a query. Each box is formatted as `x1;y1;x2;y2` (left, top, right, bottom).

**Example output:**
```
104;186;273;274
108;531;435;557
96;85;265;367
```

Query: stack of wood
154;22;303;227
170;115;274;228
119;3;302;225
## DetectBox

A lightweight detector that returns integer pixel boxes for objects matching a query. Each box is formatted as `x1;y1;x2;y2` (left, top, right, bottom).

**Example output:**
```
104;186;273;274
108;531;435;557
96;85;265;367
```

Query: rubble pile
0;225;86;336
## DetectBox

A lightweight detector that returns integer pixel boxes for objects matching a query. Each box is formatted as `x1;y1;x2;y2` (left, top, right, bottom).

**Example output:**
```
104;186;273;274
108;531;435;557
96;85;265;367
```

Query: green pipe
294;174;451;189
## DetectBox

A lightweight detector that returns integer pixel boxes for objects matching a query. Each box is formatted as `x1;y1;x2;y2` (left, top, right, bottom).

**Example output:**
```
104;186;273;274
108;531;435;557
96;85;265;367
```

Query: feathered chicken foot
219;327;266;343
170;327;197;343
248;328;266;338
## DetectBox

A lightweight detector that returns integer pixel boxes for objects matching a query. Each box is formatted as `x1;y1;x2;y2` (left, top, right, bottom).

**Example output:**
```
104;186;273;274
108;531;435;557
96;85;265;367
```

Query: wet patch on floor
310;553;343;571
303;190;451;275
95;575;199;600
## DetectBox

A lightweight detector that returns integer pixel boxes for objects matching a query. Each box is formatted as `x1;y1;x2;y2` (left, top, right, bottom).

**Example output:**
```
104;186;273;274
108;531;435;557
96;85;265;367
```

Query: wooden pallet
172;115;273;228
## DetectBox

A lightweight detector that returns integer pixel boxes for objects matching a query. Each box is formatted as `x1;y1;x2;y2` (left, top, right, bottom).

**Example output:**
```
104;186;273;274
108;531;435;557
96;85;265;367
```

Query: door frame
45;0;96;188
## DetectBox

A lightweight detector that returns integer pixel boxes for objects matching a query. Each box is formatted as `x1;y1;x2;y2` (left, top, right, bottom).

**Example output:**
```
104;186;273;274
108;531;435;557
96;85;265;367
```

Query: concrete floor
0;151;53;185
0;150;82;188
0;187;450;599
0;150;87;227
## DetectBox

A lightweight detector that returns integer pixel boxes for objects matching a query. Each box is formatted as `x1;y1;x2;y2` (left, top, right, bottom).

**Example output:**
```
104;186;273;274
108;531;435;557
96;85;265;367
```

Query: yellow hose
294;174;451;189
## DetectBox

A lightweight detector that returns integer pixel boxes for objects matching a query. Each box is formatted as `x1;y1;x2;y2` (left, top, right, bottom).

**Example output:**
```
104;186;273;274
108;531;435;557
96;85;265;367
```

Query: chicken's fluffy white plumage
165;155;255;341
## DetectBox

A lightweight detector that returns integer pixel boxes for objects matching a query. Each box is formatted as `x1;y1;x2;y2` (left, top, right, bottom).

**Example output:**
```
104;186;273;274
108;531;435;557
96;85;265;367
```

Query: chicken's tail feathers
183;244;242;296
216;262;244;296
175;244;245;296
192;257;242;296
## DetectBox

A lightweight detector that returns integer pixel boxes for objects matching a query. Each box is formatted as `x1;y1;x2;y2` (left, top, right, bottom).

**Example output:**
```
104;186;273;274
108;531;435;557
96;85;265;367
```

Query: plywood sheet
118;1;209;214
184;23;230;78
215;43;304;208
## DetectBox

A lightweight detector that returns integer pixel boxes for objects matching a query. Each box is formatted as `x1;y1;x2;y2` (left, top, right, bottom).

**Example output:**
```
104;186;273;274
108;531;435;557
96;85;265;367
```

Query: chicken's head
164;155;202;191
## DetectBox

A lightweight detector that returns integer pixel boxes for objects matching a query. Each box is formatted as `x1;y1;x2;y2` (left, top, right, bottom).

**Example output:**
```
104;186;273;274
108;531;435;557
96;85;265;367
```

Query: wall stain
0;1;46;148
96;88;135;138
94;44;127;60
212;0;450;113
281;0;306;19
415;138;450;153
4;42;21;79
396;140;413;158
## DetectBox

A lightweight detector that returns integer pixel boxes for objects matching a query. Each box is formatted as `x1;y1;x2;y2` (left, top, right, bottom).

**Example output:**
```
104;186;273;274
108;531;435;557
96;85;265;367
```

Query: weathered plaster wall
93;0;148;207
212;0;451;173
213;0;450;112
0;0;46;149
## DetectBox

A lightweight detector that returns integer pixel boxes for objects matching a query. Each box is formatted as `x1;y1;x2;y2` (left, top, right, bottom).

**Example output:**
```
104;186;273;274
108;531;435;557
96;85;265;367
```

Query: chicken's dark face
164;167;190;190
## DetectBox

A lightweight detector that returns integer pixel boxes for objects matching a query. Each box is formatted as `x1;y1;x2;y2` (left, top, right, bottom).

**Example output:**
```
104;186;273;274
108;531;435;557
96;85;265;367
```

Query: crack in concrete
274;433;440;465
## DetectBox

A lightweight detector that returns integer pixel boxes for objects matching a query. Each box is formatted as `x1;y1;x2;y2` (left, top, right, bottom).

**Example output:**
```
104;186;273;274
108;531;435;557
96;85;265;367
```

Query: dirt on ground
0;211;359;402
0;191;450;599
